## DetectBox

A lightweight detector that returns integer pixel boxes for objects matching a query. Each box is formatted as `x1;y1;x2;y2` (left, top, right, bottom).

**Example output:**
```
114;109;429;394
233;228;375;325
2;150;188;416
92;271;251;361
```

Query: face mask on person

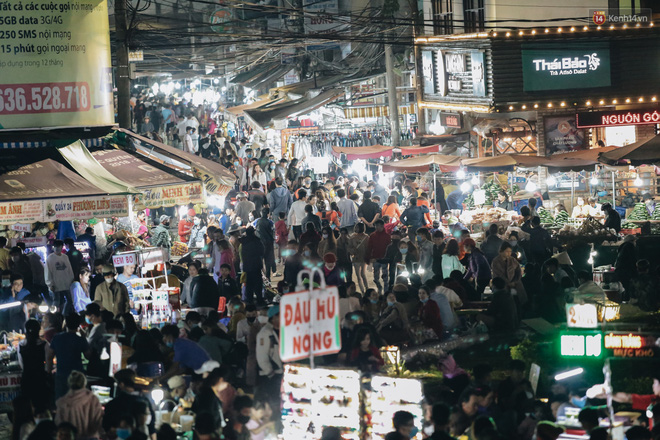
571;396;587;408
236;219;242;226
234;161;240;166
409;427;419;439
34;417;52;425
420;298;428;304
387;301;394;307
248;214;254;222
1;280;9;288
258;316;268;324
416;236;423;242
194;218;201;226
116;428;132;439
167;270;172;276
370;299;379;304
247;317;257;325
85;317;93;325
270;165;276;170
322;233;329;239
325;263;335;271
247;154;252;159
400;248;408;255
304;181;311;187
304;250;311;257
237;415;251;424
105;277;114;284
509;240;517;246
165;341;174;348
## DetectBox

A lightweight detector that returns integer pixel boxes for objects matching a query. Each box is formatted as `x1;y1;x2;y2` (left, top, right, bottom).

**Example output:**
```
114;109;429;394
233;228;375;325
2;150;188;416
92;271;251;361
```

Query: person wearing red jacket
418;286;443;340
366;219;391;294
178;209;195;243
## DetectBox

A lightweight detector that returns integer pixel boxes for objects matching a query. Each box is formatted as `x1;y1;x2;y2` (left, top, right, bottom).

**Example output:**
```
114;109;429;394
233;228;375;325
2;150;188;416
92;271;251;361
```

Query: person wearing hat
256;305;282;390
178;209;196;243
234;193;255;225
102;369;156;436
323;252;343;287
167;375;194;408
93;265;130;317
139;115;154;138
152;215;172;253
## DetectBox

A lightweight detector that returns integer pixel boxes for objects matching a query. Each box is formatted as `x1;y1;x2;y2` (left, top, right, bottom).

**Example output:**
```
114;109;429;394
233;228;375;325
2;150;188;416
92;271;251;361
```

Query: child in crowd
275;212;289;263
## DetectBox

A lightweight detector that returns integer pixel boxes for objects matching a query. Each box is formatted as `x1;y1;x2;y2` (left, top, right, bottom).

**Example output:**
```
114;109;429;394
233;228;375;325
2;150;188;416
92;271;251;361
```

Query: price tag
10;224;31;233
112;253;137;268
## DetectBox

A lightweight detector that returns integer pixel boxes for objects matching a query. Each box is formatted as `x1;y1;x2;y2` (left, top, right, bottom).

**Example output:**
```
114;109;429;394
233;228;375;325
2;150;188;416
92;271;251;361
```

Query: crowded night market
0;1;659;440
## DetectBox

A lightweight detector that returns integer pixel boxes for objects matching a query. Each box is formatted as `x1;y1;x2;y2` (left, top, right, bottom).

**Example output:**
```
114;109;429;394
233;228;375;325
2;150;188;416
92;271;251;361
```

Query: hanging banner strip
133;182;205;209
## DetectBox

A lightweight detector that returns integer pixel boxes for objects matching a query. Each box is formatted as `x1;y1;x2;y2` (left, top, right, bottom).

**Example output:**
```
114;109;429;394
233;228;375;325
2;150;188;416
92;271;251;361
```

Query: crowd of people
2;124;659;439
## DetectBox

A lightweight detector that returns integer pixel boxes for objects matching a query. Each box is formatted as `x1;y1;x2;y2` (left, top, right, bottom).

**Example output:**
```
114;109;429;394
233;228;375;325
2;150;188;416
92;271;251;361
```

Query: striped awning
343;104;416;119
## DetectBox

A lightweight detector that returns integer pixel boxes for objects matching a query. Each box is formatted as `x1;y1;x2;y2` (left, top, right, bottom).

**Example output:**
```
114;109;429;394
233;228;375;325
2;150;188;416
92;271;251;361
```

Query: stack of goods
459;207;515;231
171;241;189;257
556;217;618;246
622;202;651;229
464;181;519;208
367;376;424;440
537;207;554;225
554;210;570;227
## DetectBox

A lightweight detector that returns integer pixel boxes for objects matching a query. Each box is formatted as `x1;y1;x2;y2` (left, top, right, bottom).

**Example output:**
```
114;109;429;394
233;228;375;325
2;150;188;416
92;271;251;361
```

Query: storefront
416;26;660;158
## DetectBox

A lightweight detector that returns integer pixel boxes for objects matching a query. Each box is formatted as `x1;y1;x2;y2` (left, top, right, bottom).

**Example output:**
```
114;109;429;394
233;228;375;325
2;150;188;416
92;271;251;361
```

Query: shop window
463;0;485;33
432;0;454;35
493;132;536;154
605;126;636;147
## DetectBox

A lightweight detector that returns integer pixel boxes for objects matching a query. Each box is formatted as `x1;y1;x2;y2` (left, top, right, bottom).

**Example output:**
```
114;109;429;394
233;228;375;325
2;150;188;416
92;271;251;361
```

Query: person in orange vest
178;208;195;243
417;193;432;227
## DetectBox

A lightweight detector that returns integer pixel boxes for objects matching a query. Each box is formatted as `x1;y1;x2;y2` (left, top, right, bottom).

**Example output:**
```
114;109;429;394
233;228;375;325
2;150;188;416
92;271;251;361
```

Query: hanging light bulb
471;175;480;185
546;175;557;187
456;168;466;179
634;174;643;186
590;175;599;185
460;181;472;193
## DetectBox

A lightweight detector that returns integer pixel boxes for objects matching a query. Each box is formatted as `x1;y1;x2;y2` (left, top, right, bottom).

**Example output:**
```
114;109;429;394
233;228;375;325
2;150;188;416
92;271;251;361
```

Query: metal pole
612;171;616;210
385;43;401;147
571;171;576;209
433;169;438;220
114;0;131;129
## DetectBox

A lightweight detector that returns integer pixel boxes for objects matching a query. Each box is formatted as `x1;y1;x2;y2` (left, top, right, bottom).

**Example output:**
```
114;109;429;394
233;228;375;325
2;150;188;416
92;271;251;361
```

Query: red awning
399;145;440;155
331;145;393;160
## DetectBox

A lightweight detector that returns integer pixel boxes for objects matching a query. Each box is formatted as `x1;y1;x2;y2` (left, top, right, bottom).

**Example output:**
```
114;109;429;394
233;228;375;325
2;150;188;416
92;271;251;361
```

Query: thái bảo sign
280;286;341;362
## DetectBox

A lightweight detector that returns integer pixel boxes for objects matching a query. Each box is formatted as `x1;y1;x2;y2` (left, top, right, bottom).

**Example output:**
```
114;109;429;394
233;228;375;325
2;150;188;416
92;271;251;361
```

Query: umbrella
461;154;548;172
381;154;462;173
544;147;618;171
398;145;440;155
598;135;660;165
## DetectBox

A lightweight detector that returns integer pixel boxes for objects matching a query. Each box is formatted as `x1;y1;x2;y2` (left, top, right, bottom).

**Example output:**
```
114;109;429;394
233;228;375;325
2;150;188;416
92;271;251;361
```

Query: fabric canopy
114;129;236;196
91;149;204;209
331;145;393;160
598;135;660;165
58;140;137;195
382;154;462;173
462;154;549;171
226;96;287;117
544;147;618;171
399;145;440;156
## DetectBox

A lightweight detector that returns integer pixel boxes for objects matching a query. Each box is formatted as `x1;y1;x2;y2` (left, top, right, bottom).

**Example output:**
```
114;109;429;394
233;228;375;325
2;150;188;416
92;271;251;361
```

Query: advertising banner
280;286;341;362
0;373;21;412
192;166;233;197
522;43;611;92
0;0;114;129
44;195;128;222
576;108;660;128
134;182;204;209
544;115;586;155
0;200;43;225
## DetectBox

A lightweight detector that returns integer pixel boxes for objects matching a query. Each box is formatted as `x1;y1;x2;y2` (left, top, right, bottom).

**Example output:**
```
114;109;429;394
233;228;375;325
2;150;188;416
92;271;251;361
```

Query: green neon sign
560;332;603;358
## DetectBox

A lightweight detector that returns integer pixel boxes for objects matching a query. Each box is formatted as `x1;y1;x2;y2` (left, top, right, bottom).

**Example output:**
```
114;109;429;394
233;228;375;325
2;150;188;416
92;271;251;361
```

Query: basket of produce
556;217;618;247
537;207;554;225
628;202;651;221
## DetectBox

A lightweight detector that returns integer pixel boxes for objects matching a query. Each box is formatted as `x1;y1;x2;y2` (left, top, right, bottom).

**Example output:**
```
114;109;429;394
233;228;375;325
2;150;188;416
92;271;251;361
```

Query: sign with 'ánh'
521;43;611;91
280;286;341;362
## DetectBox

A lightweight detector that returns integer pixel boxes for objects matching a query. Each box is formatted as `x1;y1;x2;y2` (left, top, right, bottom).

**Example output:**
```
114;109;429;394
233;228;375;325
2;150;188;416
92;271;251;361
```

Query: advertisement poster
135;182;204;209
0;200;43;225
0;0;114;129
44;195;128;221
521;43;611;92
544;116;586;155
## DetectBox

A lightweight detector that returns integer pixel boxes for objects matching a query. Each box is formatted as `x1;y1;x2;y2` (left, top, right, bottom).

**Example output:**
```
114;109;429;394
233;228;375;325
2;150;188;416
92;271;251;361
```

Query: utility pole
114;0;131;129
410;0;427;136
385;43;401;147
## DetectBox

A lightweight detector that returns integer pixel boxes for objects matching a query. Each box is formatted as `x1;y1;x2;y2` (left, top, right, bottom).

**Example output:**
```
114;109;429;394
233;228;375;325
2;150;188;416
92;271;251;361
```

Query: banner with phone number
0;0;113;129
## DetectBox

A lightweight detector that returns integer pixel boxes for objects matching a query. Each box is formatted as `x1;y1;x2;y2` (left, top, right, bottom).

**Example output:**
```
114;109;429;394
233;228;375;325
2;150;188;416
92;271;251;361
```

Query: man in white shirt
46;239;74;308
235;304;257;343
183;126;196;154
287;189;308;240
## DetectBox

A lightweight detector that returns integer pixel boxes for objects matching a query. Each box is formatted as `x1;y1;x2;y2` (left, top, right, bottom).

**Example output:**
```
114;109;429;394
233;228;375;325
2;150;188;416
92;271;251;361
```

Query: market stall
381;154;462;173
280;364;424;440
331;145;394;160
